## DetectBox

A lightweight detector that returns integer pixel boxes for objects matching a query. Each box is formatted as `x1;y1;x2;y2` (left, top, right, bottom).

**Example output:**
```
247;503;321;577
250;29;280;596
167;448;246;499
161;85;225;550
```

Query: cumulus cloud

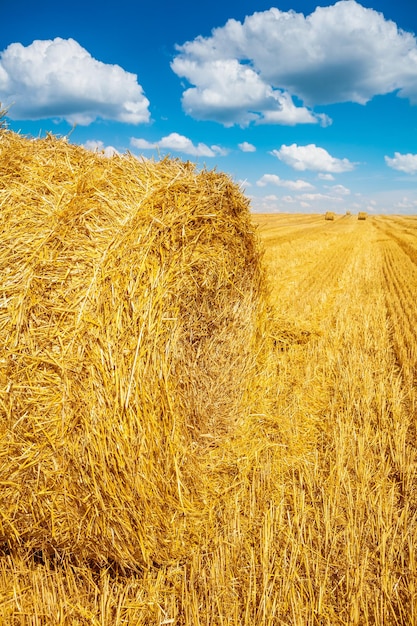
171;0;417;126
326;184;351;195
84;140;119;157
251;194;281;212
211;144;229;156
130;138;156;150
299;192;343;203
130;132;225;157
385;152;417;174
172;56;325;127
256;174;314;190
0;37;150;125
395;197;417;209
239;141;256;152
271;144;355;173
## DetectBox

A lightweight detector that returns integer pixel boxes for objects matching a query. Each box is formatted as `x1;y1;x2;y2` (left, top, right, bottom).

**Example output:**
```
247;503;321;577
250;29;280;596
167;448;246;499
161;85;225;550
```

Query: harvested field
1;132;417;624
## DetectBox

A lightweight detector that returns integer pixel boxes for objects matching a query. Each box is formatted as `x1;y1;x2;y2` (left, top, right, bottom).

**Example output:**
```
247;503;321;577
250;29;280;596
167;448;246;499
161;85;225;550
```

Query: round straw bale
0;128;266;570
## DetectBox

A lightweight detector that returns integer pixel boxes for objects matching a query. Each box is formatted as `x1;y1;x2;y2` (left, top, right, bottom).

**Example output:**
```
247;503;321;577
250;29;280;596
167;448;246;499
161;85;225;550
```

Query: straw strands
0;127;268;571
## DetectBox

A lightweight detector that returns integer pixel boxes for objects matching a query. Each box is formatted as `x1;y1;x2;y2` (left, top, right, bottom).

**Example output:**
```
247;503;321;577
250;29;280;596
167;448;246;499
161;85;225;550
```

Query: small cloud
299;192;343;203
385;152;417;174
239;141;256;152
84;140;119;157
249;193;281;213
271;143;355;173
130;138;156;150
318;173;335;181
211;144;229;156
326;184;350;196
131;132;225;157
395;197;417;209
256;173;314;190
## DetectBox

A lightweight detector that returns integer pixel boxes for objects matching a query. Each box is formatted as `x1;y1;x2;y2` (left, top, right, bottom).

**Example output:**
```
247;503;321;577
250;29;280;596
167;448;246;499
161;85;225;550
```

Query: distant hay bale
325;211;335;220
0;128;266;570
358;212;367;220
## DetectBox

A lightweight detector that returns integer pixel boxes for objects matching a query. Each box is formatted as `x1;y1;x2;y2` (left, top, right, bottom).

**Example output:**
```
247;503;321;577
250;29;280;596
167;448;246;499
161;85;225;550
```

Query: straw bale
0;128;266;570
324;211;335;220
358;212;367;220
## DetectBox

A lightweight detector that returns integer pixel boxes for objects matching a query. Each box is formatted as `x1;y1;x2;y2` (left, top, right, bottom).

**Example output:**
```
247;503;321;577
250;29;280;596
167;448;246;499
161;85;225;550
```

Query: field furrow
382;243;417;382
251;213;417;624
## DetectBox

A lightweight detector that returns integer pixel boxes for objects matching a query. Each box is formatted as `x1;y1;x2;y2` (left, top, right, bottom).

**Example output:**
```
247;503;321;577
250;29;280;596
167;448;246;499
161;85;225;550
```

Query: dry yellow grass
0;127;271;572
1;127;417;624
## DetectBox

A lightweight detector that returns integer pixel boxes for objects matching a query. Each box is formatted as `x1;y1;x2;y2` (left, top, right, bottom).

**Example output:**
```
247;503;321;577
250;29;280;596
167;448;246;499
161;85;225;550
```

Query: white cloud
357;189;417;215
172;57;325;127
131;132;224;157
318;173;335;181
239;141;256;152
299;192;343;203
171;0;417;126
256;174;314;190
282;195;296;204
250;188;348;213
84;140;119;157
211;144;229;156
256;91;331;127
395;197;417;209
130;138;156;150
385;152;417;174
271;143;355;173
0;38;150;125
326;184;351;195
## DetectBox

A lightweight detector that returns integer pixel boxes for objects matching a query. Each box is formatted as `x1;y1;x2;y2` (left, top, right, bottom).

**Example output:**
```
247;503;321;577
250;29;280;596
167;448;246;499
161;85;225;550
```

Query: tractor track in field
380;236;417;388
258;222;333;248
293;228;361;320
374;218;417;269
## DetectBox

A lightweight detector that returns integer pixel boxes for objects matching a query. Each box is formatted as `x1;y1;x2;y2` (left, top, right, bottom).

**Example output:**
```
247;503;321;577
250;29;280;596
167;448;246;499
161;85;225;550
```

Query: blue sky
1;0;417;214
